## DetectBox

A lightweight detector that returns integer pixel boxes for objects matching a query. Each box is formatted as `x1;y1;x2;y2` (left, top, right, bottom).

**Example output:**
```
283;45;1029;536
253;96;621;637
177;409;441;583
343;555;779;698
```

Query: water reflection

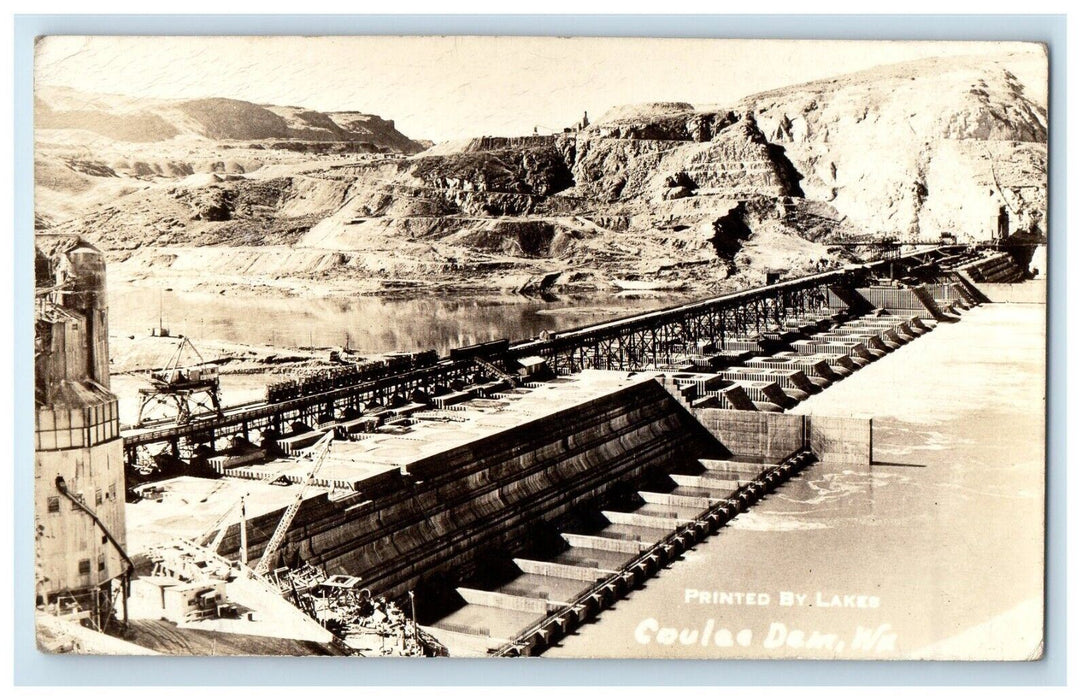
108;287;690;356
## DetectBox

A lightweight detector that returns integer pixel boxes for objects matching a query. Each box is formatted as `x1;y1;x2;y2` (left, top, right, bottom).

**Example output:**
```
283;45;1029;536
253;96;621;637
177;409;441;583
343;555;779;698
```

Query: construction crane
194;496;243;555
253;432;336;577
137;335;223;425
146;433;336;601
472;356;519;390
193;434;333;555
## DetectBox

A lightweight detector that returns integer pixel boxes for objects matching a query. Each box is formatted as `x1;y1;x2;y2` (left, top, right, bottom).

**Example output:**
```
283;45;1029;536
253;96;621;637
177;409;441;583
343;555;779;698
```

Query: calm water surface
108;286;691;356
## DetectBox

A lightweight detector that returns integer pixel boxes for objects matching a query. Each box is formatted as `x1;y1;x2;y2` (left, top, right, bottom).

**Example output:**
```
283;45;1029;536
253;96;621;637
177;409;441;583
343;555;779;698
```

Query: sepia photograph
29;34;1048;660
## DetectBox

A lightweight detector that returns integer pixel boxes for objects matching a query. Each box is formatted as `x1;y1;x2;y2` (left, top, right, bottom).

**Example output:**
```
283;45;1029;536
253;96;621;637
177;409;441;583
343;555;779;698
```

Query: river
107;286;691;357
543;282;1046;660
109;281;1047;660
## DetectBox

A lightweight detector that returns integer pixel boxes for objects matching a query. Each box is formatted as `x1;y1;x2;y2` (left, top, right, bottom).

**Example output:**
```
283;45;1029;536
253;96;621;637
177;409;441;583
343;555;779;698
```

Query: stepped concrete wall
215;379;724;598
828;285;962;320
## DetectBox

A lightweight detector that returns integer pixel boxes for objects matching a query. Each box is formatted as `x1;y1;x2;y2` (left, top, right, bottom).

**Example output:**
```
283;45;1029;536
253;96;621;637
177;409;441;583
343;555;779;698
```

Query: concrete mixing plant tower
34;235;131;631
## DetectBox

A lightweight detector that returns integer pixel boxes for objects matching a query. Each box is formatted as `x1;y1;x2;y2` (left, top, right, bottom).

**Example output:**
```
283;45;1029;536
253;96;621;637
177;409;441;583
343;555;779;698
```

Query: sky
34;36;1044;143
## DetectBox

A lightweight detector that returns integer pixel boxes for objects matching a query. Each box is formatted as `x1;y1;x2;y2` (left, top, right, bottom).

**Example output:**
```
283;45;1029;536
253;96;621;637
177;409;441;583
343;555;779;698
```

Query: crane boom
253;432;335;576
193;455;309;551
473;356;518;389
197;502;238;551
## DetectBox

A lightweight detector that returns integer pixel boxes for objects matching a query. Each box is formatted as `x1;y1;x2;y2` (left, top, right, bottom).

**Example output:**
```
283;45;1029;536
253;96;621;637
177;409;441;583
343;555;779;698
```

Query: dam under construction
34;238;1043;658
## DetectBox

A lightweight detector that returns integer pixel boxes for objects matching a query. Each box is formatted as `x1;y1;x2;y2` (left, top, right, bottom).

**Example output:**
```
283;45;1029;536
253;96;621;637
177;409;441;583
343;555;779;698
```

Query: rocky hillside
36;50;1047;298
739;54;1047;242
34;87;424;228
36;86;423;152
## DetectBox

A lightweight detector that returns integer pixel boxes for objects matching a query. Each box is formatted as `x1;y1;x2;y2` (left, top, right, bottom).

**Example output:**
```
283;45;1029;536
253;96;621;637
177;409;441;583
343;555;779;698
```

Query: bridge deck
121;248;952;455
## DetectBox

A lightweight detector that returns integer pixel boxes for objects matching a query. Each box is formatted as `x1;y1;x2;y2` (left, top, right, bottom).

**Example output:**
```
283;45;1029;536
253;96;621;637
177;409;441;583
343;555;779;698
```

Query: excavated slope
36;50;1047;295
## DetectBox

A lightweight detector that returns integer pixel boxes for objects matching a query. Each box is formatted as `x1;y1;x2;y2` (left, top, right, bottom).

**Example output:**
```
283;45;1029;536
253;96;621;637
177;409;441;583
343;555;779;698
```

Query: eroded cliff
36;50;1047;298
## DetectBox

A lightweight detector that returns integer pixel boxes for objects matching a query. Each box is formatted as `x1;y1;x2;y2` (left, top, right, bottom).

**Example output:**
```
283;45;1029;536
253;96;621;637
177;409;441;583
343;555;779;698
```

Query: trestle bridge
121;246;961;469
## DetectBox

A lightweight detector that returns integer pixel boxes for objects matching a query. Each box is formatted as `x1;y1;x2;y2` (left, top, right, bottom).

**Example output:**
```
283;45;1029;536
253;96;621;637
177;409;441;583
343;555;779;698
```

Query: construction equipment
193;437;332;554
472;357;519;390
137;335;222;425
148;537;235;584
196;499;240;555
253;432;335;576
142;438;340;611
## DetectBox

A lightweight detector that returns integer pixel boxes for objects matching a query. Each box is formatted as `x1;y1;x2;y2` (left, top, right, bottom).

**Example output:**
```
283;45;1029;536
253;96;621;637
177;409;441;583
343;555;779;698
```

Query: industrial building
34;235;131;631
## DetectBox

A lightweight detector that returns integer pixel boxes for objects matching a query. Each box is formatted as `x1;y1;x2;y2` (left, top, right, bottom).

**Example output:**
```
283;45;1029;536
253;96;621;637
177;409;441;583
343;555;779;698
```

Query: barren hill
738;53;1047;242
36;86;423;151
35;50;1047;298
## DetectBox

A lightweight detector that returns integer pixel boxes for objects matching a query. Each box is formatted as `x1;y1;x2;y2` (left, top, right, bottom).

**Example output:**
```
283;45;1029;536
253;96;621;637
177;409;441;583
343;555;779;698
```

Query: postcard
31;35;1047;659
